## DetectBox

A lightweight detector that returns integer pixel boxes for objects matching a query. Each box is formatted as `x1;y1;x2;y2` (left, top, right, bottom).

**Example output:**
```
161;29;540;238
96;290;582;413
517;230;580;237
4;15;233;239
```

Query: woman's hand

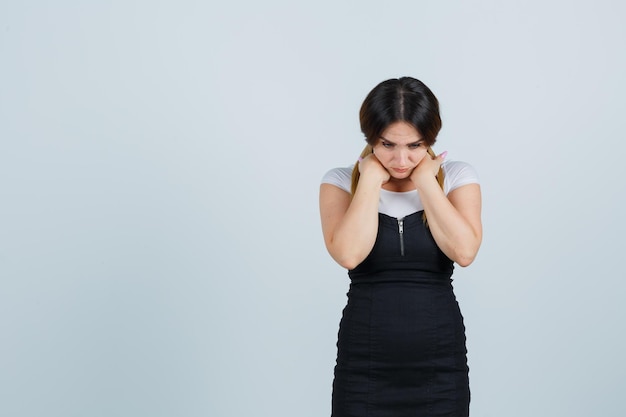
410;150;447;188
358;153;390;186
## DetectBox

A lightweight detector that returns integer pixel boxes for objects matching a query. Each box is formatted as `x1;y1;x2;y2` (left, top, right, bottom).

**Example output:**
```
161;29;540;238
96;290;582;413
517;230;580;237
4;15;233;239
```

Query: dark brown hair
351;77;444;195
360;77;442;147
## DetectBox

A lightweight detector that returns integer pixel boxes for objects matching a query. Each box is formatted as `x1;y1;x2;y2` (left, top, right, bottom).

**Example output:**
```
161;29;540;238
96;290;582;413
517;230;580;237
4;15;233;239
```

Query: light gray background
1;1;625;416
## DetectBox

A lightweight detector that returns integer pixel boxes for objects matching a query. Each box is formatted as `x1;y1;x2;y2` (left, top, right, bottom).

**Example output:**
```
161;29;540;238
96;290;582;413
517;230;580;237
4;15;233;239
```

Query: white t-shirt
321;160;479;219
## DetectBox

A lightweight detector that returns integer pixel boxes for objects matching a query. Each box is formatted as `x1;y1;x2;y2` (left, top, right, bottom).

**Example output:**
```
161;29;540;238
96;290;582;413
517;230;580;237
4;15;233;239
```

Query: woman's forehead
381;122;423;142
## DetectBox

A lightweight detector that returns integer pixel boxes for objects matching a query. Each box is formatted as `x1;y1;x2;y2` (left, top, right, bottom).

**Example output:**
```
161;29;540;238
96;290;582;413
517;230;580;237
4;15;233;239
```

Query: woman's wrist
412;173;439;193
360;169;387;188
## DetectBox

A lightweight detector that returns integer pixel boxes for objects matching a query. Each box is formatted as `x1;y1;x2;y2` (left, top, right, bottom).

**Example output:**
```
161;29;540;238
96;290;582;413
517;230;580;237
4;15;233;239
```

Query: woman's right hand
358;153;390;185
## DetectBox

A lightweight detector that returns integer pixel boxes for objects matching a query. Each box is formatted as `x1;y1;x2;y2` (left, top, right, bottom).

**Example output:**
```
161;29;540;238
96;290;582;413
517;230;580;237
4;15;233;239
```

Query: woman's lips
392;168;409;174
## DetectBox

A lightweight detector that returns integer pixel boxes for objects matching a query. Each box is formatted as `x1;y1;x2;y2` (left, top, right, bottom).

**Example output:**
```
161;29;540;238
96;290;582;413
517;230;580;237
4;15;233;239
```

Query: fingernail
358;157;364;162
440;151;448;160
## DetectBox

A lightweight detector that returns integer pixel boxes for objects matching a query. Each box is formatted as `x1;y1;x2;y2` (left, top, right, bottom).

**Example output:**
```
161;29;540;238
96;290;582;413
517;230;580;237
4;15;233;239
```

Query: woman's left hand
410;150;447;187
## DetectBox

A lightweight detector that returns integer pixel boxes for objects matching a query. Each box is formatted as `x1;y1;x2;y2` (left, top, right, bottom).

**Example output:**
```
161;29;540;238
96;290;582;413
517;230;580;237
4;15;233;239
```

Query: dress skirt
331;211;469;417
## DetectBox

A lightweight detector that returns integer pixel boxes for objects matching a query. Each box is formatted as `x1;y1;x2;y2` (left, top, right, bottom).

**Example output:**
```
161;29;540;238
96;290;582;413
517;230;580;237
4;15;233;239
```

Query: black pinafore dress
331;211;469;417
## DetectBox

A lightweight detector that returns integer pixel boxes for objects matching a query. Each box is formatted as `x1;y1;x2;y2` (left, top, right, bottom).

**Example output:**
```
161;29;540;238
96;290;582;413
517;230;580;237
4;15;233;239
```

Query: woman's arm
411;156;483;267
319;156;389;269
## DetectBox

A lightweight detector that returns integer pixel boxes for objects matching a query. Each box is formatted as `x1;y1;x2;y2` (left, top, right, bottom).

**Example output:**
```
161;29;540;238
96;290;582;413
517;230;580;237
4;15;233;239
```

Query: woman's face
372;121;429;180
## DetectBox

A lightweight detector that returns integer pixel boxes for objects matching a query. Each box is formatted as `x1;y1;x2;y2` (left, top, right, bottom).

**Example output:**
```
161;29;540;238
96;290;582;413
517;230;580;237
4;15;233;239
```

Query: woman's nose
395;149;409;164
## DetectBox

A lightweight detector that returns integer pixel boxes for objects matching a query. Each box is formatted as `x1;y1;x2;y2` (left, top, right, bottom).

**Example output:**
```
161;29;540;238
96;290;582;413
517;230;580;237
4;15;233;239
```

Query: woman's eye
381;142;393;148
409;143;422;149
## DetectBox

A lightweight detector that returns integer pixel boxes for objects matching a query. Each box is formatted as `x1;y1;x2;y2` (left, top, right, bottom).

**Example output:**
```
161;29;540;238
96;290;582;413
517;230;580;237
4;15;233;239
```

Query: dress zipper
398;218;405;256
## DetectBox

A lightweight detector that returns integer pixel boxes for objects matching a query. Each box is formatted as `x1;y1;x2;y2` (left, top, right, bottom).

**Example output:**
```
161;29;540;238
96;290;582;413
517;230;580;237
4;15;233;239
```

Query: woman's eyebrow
379;136;424;145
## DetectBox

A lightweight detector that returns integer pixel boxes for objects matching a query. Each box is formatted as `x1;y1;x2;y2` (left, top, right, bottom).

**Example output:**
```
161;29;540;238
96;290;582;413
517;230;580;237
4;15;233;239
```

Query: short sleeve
442;161;479;195
321;166;353;193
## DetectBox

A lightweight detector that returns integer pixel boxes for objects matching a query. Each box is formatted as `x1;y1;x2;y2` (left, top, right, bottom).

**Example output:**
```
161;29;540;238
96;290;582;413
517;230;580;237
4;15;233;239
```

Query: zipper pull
398;218;405;256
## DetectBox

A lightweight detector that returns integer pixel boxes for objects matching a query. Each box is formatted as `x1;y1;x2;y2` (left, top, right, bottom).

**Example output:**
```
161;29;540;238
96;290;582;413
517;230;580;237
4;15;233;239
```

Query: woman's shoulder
442;159;477;176
442;160;480;194
321;165;353;193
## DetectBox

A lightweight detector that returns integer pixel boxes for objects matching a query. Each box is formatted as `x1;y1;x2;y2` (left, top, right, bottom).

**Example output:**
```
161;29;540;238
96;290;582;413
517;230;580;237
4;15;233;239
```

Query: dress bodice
348;211;454;285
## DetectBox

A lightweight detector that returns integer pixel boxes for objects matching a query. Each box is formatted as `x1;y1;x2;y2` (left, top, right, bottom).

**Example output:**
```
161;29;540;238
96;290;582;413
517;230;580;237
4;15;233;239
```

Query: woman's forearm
323;175;382;269
416;178;482;266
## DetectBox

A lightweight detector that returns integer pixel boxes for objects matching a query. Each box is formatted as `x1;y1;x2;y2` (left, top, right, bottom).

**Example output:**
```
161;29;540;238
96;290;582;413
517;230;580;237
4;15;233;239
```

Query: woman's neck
382;178;416;192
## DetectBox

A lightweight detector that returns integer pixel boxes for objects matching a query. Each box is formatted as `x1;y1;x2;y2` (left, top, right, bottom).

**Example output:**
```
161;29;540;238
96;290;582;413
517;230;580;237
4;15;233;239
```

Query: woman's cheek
414;152;427;165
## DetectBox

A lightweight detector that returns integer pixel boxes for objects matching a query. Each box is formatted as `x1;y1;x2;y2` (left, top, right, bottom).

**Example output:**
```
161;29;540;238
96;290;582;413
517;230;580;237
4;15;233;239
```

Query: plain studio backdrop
1;1;625;416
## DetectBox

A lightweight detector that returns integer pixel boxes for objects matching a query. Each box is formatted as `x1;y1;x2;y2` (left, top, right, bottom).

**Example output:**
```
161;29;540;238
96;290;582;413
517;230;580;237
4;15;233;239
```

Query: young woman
319;77;482;416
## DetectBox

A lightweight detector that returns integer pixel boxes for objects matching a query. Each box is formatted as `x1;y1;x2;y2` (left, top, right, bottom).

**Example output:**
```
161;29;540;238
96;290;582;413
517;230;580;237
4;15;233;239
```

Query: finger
439;151;448;161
